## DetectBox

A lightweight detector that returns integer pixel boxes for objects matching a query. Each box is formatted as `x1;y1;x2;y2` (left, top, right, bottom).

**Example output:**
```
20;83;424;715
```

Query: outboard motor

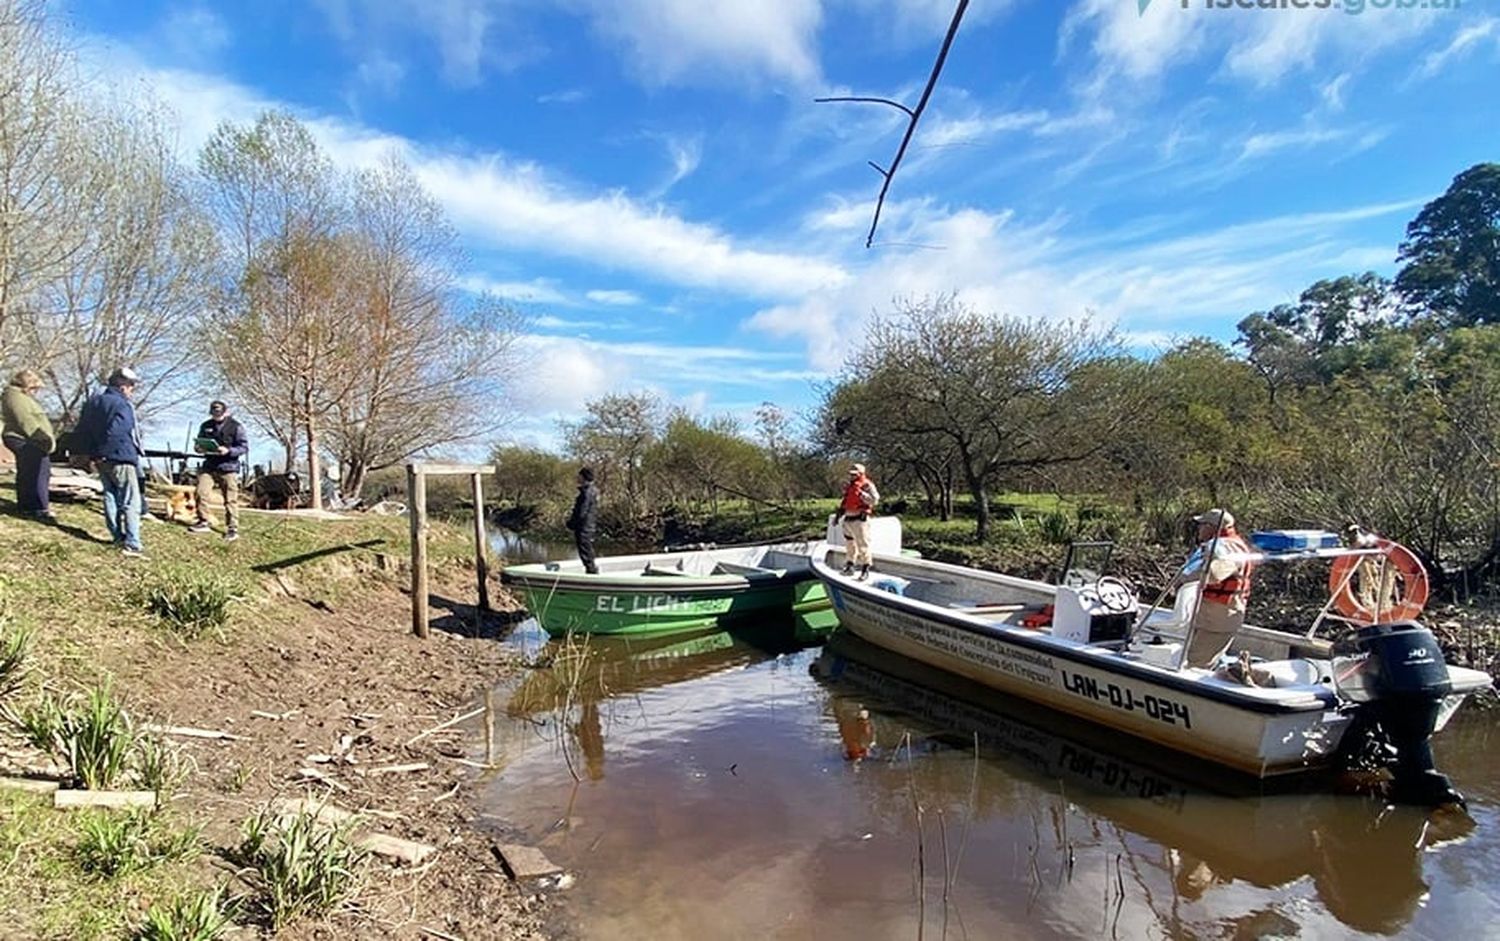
1331;622;1462;807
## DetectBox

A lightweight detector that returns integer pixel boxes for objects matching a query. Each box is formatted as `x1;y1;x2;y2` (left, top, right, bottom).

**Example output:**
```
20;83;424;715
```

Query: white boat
810;538;1493;805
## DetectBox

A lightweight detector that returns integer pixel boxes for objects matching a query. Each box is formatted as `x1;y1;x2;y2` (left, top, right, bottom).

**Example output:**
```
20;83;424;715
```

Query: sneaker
841;563;854;576
188;521;212;534
858;565;870;581
223;530;239;543
121;547;147;559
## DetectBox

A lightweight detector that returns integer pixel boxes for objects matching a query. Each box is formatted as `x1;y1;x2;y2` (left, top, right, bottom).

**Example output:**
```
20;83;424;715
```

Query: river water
480;617;1499;940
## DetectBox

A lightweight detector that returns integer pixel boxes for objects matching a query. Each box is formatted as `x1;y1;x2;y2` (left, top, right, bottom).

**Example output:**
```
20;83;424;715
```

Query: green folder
194;436;221;453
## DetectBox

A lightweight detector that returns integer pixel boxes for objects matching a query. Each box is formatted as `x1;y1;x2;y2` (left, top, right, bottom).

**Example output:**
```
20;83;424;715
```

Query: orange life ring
1327;538;1430;624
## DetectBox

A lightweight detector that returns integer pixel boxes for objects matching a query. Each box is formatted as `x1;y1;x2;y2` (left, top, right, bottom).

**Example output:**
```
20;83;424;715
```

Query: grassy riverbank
0;490;554;940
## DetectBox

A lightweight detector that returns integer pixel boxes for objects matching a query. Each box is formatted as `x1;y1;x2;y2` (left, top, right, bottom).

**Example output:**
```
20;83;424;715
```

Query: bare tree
200;111;347;505
326;156;521;499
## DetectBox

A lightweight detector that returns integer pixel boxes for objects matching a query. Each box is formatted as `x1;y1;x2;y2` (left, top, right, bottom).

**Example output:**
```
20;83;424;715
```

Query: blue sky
62;0;1500;451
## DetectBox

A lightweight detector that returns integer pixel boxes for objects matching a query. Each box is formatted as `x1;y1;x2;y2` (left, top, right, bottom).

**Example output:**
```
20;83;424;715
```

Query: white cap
107;366;140;387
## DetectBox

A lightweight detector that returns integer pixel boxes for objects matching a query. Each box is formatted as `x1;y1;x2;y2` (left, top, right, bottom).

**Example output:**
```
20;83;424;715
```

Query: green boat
501;518;903;637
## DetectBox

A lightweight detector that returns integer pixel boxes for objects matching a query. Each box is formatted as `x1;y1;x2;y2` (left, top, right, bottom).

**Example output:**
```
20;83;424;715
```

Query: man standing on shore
567;466;600;574
74;367;145;558
189;399;248;542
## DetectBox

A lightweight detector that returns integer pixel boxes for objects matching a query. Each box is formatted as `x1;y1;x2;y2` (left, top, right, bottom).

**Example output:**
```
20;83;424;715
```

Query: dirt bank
0;497;564;940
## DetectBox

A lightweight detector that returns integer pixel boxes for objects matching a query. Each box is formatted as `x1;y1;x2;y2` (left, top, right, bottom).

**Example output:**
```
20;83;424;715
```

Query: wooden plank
409;465;429;638
410;463;496;477
270;798;436;865
54;790;157;810
493;842;563;880
0;777;61;795
471;472;490;612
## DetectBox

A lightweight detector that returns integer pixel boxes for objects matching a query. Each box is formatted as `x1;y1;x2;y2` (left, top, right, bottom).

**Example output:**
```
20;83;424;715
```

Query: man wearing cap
836;463;880;580
189;400;249;541
1177;508;1255;668
73;367;146;557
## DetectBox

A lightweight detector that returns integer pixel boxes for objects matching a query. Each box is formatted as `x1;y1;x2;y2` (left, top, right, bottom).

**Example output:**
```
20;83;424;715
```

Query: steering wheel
1093;576;1136;613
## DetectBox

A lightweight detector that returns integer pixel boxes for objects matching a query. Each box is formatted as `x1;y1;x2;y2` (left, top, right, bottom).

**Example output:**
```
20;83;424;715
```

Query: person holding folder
189;400;248;541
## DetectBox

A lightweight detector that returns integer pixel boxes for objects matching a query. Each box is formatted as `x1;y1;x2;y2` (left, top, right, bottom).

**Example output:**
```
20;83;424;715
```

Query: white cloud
1409;17;1499;81
750;197;1423;371
584;289;642;306
648;133;703;196
458;275;569;305
841;0;1018;43
569;0;824;88
537;88;588;104
1060;0;1209;92
127;64;849;301
152;4;232;65
314;0;517;87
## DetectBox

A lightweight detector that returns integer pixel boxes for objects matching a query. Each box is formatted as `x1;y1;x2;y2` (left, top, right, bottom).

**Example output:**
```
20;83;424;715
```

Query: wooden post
408;464;429;638
483;688;495;767
471;472;490;613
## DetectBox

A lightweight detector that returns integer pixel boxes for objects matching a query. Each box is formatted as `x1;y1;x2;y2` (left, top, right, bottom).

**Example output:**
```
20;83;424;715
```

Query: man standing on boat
1177;508;1255;668
568;466;600;575
837;463;880;580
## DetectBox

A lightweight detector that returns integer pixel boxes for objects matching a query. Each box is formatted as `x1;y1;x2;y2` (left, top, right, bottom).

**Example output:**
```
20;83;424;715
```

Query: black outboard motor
1331;622;1463;807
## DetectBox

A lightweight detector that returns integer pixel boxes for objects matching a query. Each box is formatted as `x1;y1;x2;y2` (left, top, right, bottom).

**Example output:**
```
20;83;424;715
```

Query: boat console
1053;577;1137;647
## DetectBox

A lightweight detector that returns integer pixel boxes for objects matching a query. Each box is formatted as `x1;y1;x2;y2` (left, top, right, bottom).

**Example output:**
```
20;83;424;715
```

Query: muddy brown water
481;618;1499;940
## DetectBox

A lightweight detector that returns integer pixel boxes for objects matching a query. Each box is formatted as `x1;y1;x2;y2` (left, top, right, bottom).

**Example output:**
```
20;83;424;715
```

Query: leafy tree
561;392;663;518
1236;273;1398;403
490;444;576;509
826;296;1137;541
1395;163;1500;326
649;413;767;514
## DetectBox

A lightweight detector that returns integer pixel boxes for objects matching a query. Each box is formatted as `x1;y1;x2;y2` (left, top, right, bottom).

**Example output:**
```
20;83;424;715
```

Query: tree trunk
307;411;323;511
344;462;369;503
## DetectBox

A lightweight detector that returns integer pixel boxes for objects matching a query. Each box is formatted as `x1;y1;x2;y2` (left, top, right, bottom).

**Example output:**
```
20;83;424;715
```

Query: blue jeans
99;461;142;551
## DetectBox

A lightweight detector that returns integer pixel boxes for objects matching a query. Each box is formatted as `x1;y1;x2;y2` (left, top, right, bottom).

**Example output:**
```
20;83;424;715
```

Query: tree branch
817;0;970;248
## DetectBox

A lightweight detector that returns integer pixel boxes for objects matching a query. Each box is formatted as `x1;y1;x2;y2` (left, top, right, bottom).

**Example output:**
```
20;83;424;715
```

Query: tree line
0;1;521;508
495;164;1500;593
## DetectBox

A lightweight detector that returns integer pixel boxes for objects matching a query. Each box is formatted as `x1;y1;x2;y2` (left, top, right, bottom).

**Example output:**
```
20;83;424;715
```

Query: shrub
136;572;239;640
0;621;31;701
17;684;137;789
135;885;238;941
75;809;200;878
135;732;195;798
236;806;367;928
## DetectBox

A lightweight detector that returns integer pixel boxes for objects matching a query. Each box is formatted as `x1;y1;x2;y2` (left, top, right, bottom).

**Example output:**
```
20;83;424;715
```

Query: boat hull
509;577;830;637
813;556;1368;778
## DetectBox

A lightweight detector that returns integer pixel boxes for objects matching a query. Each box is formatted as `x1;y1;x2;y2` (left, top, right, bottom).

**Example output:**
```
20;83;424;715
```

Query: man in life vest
1177;508;1255;669
837;462;880;580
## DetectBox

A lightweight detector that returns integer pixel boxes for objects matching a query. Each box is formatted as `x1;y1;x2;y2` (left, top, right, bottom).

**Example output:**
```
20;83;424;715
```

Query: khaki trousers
196;469;240;531
842;516;872;566
1184;598;1245;668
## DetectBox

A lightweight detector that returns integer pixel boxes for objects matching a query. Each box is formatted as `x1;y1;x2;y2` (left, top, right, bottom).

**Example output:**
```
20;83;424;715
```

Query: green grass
134;570;242;641
235;805;368;929
16;683;137;790
0;617;31;700
75;809;200;879
134;884;238;941
0;791;206;941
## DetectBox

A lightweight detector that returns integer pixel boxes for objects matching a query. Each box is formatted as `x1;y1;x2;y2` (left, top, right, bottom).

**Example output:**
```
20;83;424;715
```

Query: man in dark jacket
73;366;145;557
566;466;600;574
189;399;249;541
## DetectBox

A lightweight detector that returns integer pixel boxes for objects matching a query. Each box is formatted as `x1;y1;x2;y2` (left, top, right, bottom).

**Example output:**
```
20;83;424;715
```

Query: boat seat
642;563;690;576
711;561;785;577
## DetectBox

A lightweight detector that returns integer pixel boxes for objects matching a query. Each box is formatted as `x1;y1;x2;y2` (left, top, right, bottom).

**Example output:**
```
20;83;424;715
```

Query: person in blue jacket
188;399;249;541
73;367;145;557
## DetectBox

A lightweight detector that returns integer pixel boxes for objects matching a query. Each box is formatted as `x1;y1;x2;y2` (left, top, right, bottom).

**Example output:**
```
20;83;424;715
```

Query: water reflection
814;632;1477;937
481;623;1494;941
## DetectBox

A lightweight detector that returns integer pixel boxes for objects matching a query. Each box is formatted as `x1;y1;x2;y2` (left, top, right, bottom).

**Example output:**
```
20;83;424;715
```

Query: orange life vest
1201;530;1254;606
841;476;875;515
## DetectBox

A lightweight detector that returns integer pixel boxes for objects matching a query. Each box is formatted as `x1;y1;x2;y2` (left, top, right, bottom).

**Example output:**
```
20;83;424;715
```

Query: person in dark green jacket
1;369;56;519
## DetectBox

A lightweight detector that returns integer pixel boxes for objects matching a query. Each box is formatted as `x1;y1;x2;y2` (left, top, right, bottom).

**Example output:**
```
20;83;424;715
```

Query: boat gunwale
811;549;1344;715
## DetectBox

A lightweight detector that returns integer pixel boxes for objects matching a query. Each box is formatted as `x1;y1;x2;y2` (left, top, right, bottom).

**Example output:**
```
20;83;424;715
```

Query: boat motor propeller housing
1331;622;1462;807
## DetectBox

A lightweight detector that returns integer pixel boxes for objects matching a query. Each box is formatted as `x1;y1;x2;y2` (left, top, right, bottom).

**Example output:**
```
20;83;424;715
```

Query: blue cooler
1249;529;1341;552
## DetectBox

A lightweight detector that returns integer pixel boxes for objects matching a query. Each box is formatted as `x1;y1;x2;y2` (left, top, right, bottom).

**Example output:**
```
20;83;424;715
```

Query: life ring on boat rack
1327;538;1430;624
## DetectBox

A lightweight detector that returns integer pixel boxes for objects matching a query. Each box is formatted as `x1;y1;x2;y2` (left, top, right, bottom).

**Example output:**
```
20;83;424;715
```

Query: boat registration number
1060;670;1192;729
